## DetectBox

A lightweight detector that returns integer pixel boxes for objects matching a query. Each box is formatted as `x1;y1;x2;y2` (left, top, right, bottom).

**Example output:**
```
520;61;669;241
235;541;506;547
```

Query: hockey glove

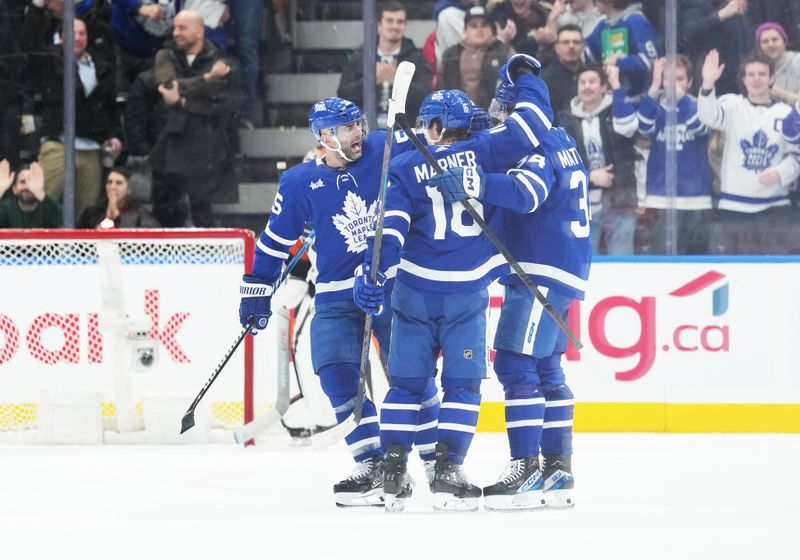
239;274;273;334
353;264;386;316
429;166;485;204
500;54;543;84
471;106;493;131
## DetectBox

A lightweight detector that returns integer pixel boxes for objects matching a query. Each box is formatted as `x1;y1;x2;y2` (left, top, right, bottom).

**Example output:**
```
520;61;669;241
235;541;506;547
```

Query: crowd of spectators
1;0;800;255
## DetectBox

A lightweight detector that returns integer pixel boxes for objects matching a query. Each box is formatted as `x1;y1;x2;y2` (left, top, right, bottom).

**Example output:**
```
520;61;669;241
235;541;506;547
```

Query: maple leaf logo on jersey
740;130;779;172
332;191;377;253
309;178;325;190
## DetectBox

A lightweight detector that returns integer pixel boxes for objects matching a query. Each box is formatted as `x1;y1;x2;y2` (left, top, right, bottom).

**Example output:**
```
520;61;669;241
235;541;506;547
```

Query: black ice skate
483;456;546;511
333;455;384;508
542;454;575;508
383;444;414;512
431;443;481;512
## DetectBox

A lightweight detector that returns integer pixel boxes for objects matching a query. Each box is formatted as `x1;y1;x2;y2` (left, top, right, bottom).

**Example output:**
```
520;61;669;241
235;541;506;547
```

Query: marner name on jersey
413;149;478;183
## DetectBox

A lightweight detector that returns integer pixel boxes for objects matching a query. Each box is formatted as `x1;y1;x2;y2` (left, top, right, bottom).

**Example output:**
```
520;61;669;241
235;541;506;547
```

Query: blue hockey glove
429;166;485;204
353;264;386;316
471;106;492;131
499;54;543;84
239;274;273;334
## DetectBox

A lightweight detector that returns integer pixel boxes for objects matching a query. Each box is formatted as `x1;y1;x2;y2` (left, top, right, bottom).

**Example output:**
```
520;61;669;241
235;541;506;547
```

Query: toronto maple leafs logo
332;191;377;253
309;178;324;190
741;130;779;172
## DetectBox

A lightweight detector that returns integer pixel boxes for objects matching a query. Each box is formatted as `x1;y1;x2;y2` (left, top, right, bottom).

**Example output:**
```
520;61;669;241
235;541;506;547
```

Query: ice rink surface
2;432;798;560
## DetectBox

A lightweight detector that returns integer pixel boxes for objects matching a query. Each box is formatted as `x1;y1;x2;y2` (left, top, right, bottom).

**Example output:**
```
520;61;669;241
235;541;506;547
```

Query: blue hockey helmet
309;97;366;140
417;90;474;132
488;81;518;121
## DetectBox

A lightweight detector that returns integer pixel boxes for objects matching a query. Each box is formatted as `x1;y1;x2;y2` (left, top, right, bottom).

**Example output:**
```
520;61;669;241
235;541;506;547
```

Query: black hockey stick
312;61;417;448
182;231;316;435
395;113;582;350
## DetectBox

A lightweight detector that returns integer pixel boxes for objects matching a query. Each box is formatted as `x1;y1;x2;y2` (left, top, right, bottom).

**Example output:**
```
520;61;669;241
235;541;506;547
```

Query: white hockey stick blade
310;413;358;449
233;408;281;444
386;61;415;128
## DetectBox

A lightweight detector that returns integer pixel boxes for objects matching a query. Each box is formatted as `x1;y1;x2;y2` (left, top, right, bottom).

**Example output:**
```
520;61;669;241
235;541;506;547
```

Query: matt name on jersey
555;147;583;169
413;149;478;183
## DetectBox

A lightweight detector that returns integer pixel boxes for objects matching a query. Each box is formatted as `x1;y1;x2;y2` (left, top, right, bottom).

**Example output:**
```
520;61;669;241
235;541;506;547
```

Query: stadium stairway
217;0;435;229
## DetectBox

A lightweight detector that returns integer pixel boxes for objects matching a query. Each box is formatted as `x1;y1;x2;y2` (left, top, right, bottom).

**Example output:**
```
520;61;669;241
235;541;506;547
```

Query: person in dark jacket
147;10;239;228
437;6;511;109
541;23;584;119
22;13;121;220
491;0;552;57
680;0;753;96
111;0;177;88
79;167;160;229
337;1;431;126
0;159;62;228
558;64;639;255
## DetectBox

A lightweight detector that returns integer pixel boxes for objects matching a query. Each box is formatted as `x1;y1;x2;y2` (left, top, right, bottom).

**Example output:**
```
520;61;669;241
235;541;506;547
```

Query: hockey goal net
0;228;267;443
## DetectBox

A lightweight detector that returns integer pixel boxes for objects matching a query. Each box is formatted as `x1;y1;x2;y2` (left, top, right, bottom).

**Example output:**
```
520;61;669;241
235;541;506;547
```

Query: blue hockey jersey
492;128;592;300
584;5;660;97
252;129;417;304
372;73;555;294
783;104;800;145
635;93;713;209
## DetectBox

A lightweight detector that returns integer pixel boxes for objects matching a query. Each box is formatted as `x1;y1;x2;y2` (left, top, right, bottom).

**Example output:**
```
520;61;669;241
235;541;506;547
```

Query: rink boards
477;257;800;433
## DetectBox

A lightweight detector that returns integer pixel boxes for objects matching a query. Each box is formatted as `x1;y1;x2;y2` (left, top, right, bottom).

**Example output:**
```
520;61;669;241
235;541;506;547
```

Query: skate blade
433;493;479;512
484;491;546;512
384;494;408;513
334;490;385;508
543;489;574;509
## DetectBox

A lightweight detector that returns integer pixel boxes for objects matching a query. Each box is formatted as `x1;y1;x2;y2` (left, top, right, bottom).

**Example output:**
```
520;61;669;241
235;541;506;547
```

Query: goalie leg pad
319;363;381;461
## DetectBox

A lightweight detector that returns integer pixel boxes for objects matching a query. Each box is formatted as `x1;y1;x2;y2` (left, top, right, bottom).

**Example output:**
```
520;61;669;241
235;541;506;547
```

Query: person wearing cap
437;6;512;109
755;21;800;106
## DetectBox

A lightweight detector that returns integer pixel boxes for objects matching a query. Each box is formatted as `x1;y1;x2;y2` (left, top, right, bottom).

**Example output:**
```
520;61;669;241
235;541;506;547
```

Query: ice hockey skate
483;456;546;511
542;454;575;508
383;444;414;512
431;443;482;512
333;455;385;508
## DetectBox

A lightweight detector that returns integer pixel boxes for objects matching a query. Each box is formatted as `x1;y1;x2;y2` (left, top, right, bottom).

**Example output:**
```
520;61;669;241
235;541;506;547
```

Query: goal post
0;228;265;442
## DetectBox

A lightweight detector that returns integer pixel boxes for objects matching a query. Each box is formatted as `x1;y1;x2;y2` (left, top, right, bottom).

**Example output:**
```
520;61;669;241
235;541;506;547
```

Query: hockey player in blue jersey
353;54;555;512
429;82;591;510
238;97;440;508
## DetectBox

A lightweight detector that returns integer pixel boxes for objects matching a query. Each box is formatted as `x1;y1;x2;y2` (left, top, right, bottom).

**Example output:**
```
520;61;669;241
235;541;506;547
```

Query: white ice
2;433;798;560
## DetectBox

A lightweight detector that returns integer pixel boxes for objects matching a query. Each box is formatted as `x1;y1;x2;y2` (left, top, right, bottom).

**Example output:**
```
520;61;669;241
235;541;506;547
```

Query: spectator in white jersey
698;49;800;254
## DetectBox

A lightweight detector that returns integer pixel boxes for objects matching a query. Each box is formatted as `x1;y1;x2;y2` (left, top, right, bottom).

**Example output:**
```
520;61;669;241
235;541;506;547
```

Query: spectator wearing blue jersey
354;55;556;512
583;0;660;98
239;96;440;508
633;56;714;254
433;85;591;511
111;0;177;87
558;64;638;254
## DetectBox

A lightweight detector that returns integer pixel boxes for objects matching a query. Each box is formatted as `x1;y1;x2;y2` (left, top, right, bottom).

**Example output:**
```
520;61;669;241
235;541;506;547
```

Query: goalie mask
416;90;474;144
309;97;369;162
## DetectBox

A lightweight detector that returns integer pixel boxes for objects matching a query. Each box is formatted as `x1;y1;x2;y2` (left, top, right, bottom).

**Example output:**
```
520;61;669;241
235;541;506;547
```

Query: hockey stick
395;113;582;350
311;61;416;449
182;231;316;436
